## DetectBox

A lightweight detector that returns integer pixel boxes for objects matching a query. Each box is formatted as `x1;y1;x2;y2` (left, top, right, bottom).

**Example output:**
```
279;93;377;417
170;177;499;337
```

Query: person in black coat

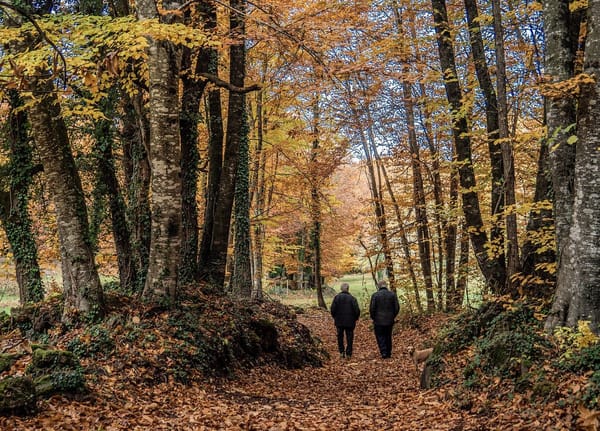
369;280;400;359
330;282;361;358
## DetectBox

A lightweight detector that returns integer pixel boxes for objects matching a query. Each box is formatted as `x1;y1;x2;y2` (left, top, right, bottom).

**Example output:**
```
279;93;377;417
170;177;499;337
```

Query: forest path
194;308;469;430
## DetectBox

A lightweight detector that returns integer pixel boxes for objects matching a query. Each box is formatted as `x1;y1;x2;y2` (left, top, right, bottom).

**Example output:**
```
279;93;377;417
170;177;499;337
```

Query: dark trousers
336;326;355;357
374;324;393;358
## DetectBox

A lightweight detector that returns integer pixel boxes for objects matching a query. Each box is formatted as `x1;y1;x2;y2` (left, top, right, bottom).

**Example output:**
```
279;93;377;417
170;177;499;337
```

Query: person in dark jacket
369;280;400;359
330;282;361;358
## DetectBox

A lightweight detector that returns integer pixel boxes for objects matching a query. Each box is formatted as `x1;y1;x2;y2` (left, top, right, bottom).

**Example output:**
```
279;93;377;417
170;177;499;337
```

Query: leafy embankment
425;298;600;429
0;286;327;415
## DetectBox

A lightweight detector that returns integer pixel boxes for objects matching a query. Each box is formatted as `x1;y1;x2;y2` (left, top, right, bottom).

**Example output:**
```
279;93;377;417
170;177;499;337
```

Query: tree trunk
431;0;505;293
179;0;217;284
520;128;555;297
544;0;580;261
90;94;137;292
120;93;151;292
463;0;506;287
546;1;600;332
0;90;44;303
200;0;246;287
445;164;460;311
393;1;434;312
197;55;224;281
138;0;183;300
27;78;104;317
491;0;519;291
310;99;327;309
231;101;253;297
250;85;267;300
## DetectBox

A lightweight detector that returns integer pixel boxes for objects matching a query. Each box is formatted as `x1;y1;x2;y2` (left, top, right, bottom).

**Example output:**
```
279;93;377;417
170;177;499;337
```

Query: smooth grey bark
137;0;183;300
28;78;104;317
547;1;600;331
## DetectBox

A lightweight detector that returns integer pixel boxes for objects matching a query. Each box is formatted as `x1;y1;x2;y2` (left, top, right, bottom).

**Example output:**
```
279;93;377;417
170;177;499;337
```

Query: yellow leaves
540;73;596;99
555;320;599;360
570;0;589;13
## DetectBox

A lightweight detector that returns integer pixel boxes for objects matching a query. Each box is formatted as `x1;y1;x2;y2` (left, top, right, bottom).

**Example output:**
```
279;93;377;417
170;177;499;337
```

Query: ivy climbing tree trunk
120;93;151;292
137;0;183;300
0;90;43;304
91;94;138;292
200;0;246;287
27;78;104;317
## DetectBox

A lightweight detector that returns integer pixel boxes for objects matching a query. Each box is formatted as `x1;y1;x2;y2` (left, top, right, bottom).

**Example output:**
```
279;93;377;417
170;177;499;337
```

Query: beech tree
545;0;600;331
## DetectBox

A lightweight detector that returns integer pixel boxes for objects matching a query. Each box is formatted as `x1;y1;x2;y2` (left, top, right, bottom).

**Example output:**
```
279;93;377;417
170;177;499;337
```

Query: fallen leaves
0;306;597;430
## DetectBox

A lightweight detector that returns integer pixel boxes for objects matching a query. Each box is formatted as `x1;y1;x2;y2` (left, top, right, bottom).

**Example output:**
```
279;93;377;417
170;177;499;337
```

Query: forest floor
0;306;591;430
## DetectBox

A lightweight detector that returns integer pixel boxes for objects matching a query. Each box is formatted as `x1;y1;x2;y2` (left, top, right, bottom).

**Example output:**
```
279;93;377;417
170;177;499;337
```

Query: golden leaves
539;73;597;99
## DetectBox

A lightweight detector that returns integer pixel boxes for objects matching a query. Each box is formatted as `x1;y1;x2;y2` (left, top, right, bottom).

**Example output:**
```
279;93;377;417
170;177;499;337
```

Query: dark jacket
369;287;400;326
331;292;360;328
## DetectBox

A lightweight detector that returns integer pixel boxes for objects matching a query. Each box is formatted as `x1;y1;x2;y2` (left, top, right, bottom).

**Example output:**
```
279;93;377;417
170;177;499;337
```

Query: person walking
369;280;400;359
330;282;361;359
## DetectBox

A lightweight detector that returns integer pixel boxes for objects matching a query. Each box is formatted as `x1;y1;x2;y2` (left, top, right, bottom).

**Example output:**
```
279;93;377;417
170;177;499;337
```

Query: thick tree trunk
27;79;104;317
543;0;579;261
431;0;505;293
138;0;183;300
0;91;43;303
547;1;600;332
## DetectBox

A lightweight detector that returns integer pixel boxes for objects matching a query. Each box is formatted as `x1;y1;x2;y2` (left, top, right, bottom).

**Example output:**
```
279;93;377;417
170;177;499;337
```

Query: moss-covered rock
0;376;36;415
0;353;18;373
25;349;85;397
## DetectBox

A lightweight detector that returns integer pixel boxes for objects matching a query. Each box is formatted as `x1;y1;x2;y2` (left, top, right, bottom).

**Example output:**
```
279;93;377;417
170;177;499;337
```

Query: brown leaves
0;306;597;430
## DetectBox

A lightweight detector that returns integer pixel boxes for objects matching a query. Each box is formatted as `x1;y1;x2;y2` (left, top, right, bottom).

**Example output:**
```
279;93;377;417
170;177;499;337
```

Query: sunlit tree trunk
392;1;434;312
28;78;104;317
137;0;183;300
